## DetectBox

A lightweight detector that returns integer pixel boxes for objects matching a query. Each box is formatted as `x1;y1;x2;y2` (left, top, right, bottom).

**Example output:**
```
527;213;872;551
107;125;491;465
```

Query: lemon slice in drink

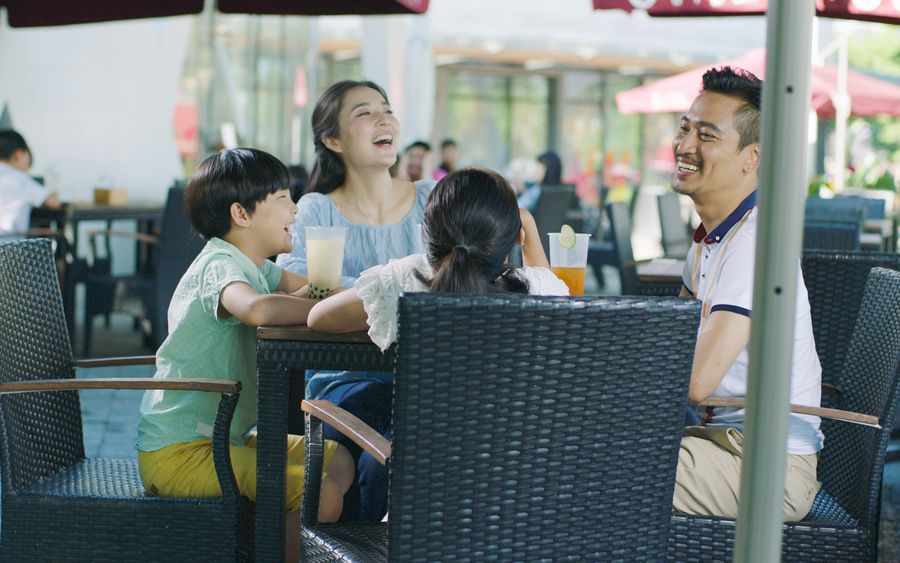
559;224;576;249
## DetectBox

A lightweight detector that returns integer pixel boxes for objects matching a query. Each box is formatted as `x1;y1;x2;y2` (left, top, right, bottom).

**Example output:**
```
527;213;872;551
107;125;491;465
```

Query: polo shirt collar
692;190;757;244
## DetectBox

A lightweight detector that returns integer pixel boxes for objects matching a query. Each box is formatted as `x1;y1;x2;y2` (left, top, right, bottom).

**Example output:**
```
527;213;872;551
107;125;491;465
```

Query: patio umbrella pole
735;1;814;562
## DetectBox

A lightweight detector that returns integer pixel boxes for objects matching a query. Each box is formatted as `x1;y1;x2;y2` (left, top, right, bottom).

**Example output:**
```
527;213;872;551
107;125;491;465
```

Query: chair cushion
302;522;388;563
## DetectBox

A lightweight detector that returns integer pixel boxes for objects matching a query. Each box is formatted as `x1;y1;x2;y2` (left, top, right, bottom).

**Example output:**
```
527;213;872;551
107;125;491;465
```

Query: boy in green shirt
137;148;352;560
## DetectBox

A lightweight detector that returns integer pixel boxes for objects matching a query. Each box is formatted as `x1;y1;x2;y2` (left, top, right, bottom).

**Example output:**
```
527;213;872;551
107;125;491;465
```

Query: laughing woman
277;80;434;521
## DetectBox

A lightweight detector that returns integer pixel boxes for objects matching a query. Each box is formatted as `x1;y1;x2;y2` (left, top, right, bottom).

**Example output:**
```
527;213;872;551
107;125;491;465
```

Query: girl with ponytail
308;166;568;350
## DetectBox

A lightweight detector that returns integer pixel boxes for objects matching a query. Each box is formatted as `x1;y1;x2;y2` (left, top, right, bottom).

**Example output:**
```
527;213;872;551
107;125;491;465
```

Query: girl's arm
519;208;550;268
219;281;316;326
307;288;370;334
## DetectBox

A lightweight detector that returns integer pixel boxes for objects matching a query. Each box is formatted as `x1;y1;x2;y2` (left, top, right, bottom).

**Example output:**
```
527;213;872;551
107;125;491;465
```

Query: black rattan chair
658;192;692;259
301;293;701;562
802;251;900;390
668;267;900;562
803;221;861;251
533;184;577;259
0;239;252;562
83;185;204;355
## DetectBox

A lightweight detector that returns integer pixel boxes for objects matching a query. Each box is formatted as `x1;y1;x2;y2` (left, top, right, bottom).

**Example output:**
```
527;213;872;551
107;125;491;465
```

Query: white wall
0;15;192;203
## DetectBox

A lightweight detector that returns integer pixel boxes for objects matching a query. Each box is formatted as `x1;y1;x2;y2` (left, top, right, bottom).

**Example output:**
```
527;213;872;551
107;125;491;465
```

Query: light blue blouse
276;179;435;399
276;180;434;287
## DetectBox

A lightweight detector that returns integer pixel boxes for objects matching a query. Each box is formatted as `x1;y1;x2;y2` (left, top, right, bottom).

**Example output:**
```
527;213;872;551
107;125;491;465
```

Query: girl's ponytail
417;168;530;296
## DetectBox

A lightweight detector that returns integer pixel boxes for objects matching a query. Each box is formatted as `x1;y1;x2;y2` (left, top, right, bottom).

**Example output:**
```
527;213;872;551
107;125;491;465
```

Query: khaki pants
673;426;820;521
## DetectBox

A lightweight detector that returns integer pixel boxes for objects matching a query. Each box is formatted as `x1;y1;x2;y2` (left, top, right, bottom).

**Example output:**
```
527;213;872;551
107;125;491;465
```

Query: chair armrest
74;355;157;368
302;400;391;465
0;378;240;395
87;229;160;245
698;396;880;428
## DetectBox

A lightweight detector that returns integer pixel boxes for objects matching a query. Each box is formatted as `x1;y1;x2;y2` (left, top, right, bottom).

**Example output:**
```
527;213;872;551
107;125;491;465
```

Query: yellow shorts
138;433;338;512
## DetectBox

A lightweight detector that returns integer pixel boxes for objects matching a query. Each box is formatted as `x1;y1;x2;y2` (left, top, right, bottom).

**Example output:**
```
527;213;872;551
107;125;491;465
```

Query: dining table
32;202;164;346
254;325;393;562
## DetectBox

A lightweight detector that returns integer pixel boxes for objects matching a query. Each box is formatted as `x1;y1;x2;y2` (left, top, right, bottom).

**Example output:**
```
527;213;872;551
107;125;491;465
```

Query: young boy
0;129;61;241
136;148;353;559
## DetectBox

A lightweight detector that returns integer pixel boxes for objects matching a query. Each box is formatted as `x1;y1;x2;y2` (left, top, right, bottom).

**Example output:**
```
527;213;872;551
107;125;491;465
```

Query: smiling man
672;67;823;521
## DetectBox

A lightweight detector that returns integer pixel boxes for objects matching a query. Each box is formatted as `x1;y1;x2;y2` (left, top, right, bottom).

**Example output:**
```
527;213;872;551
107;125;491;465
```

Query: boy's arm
277;268;308;294
307;288;369;334
219;281;316;327
688;310;751;404
519;208;550;269
41;192;61;210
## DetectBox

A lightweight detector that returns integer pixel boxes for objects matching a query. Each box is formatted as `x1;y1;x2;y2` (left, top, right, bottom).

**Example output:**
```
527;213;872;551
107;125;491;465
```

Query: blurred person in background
399;140;431;182
0;129;61;241
433;138;458;181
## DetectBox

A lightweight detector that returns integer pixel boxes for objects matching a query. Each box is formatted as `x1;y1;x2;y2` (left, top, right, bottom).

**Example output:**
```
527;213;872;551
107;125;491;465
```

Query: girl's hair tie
453;244;470;254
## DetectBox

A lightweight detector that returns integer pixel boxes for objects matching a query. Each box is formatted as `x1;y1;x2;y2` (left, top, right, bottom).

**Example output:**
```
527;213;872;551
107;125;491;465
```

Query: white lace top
355;253;570;351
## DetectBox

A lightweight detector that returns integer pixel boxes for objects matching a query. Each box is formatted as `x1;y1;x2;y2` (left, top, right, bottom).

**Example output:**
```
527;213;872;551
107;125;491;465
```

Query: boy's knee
328;443;355;493
317;476;344;523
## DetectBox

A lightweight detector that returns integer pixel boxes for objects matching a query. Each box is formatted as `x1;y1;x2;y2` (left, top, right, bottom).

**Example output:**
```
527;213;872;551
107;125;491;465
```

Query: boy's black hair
0;129;30;161
440;138;457;150
701;66;763;150
184;148;289;240
405;140;431;153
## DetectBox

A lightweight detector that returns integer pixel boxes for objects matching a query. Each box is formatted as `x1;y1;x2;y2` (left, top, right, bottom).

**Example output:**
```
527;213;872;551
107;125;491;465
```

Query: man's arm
688;310;751;403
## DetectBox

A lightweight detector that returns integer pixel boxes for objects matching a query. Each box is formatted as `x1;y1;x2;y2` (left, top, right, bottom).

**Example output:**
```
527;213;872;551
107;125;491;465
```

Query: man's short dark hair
0;129;30;161
184;148;289;240
440;138;457;150
701;66;762;150
405;140;431;153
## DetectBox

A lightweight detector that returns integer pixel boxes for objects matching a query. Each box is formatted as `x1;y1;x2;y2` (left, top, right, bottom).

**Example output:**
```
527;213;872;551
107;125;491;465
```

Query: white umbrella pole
734;1;814;562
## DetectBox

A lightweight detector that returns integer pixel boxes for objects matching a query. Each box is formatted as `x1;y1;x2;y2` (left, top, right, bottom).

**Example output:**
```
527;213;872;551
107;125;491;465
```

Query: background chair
532;183;577;259
657;192;693;259
668;267;900;562
83;185;204;355
0;238;251;562
301;293;701;562
588;201;638;294
803;221;861;252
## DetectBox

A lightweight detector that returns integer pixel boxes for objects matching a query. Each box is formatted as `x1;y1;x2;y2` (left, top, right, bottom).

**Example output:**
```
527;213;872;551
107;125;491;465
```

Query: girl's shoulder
519;266;570;296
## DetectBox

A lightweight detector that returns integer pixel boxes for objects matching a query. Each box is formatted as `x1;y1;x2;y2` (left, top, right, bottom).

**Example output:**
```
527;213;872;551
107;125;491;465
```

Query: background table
255;326;393;561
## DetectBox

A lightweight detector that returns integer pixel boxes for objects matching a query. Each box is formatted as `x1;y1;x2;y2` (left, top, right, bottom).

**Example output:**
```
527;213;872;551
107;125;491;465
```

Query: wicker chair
802;251;900;390
0;239;252;562
668;267;900;562
803;221;861;251
300;293;701;562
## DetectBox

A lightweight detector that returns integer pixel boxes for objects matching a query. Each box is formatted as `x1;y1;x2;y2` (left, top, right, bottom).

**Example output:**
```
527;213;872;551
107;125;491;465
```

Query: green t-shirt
136;237;283;452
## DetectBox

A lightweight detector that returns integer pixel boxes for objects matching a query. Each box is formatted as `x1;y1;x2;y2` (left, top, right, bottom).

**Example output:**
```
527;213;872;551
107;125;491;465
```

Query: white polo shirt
0;162;49;239
682;191;824;455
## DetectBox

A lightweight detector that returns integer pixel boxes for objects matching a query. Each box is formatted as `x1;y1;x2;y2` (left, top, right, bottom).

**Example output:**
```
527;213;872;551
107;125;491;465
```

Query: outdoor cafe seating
82;185;204;356
299;292;700;562
668;267;900;562
0;239;253;562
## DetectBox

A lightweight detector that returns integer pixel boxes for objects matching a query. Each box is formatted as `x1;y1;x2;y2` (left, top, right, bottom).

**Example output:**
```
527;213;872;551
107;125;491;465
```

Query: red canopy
593;0;900;25
615;48;900;118
2;0;428;27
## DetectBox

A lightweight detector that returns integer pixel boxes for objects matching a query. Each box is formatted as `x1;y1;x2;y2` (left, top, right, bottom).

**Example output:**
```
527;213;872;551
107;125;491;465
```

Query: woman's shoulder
414;179;437;199
297;191;331;210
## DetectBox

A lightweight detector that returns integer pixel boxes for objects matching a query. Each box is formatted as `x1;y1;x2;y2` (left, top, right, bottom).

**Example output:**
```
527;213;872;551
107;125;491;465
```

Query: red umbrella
593;0;900;25
615;48;900;117
1;0;428;27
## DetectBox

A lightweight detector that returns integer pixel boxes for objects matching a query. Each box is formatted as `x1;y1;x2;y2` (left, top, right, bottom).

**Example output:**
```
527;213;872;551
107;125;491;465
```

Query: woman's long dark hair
304;80;390;195
418;168;529;295
537;150;562;185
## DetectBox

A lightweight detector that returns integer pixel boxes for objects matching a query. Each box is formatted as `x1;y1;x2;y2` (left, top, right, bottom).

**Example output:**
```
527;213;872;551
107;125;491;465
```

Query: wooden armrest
821;383;840;397
699;396;880;428
0;378;240;395
302;399;391;465
74;355;156;368
87;229;159;245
